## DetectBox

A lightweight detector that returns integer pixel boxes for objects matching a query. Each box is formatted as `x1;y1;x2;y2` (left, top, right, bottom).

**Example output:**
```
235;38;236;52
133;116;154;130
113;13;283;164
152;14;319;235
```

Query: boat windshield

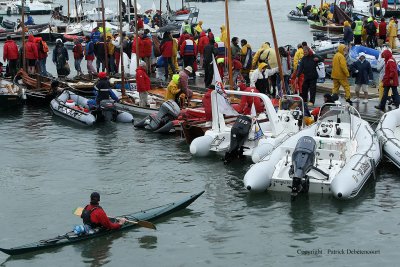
318;103;351;125
279;95;304;112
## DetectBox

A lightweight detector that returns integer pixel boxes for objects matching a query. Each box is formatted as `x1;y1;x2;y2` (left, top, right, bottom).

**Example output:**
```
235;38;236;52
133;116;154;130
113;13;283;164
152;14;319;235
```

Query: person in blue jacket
88;72;119;109
350;52;373;104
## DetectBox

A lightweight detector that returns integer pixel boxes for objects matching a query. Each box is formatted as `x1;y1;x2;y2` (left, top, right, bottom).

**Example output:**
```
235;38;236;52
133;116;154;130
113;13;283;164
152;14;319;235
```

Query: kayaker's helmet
90;192;100;204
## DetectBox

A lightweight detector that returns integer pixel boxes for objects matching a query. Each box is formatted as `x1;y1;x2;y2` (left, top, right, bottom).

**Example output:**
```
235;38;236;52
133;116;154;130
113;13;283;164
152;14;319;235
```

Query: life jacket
95;80;112;104
183;39;195;55
354;20;363;35
216;41;225;57
183;23;192;35
81;205;102;228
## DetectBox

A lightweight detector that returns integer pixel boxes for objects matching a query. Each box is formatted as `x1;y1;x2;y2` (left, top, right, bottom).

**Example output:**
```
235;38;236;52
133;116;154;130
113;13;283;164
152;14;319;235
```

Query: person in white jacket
250;62;278;97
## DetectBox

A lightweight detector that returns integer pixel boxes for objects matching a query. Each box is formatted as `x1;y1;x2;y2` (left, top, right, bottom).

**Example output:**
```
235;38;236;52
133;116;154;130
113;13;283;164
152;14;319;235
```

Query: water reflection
94;124;118;156
137;235;158;249
77;231;124;267
289;196;316;235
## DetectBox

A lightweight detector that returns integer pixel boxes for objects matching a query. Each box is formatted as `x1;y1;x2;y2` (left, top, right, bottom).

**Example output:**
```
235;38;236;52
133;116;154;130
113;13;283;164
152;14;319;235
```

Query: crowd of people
2;14;400;113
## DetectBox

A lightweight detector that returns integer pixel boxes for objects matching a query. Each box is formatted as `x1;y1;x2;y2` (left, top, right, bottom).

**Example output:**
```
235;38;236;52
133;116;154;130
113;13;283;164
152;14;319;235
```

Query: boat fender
154;121;174;134
251;138;276;163
116;112;134;123
190;135;214;157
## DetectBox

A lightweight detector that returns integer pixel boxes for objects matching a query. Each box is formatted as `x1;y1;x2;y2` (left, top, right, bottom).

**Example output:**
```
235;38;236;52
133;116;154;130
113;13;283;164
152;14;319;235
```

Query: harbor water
1;1;399;266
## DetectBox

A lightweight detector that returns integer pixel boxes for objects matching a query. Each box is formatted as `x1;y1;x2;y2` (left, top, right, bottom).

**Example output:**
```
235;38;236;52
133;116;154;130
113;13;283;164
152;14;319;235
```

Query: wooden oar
73;207;156;230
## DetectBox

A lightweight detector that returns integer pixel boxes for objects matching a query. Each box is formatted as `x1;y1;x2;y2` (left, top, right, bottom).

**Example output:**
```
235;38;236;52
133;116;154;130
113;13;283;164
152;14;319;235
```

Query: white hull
244;104;381;199
376;108;400;169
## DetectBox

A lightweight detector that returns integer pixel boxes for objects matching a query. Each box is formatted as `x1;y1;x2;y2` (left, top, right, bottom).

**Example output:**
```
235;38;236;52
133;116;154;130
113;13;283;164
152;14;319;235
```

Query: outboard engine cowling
289;136;316;198
224;115;252;164
99;100;117;121
134;100;180;132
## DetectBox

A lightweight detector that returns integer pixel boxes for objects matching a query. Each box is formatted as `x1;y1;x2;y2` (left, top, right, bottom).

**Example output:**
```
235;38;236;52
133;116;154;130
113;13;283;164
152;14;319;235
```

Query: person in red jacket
25;34;39;74
378;18;387;47
375;50;400;111
180;35;197;79
160;31;175;79
239;84;264;115
197;32;209;68
137;16;144;30
72;38;84;76
136;61;151;107
3;36;19;78
81;192;126;230
140;30;153;74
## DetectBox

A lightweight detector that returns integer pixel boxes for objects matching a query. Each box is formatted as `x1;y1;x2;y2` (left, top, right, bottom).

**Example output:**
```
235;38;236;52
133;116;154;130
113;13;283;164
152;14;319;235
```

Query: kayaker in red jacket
3;36;19;78
81;192;126;230
25;34;39;74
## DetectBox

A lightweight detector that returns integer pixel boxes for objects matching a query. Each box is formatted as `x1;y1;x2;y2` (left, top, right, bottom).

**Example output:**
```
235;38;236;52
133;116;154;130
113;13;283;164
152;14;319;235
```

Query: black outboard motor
134;100;180;133
289;136;316;199
98;100;117;122
224;115;252;164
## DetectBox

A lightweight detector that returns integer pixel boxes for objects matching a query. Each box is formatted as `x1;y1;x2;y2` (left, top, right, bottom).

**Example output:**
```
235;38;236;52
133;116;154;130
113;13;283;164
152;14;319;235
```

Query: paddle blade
137;220;157;230
127;219;157;230
73;207;84;217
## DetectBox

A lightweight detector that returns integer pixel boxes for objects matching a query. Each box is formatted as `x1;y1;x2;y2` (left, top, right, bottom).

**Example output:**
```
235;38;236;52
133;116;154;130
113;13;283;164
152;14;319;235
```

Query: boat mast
134;0;139;70
159;0;162;27
21;0;26;72
100;0;109;74
119;0;126;97
224;0;233;89
74;0;79;23
265;0;285;94
320;0;323;10
67;0;70;21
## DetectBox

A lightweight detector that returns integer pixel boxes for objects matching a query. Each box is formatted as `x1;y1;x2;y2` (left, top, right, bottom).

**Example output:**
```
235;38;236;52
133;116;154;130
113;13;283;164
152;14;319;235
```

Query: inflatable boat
50;90;134;126
376;108;400;169
190;90;306;164
348;45;379;70
244;103;381;200
287;10;308;21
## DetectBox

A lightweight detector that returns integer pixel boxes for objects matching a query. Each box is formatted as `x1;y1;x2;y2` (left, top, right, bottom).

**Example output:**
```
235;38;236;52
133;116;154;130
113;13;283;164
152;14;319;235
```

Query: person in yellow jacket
387;18;398;49
194;21;203;36
220;25;227;46
331;44;352;104
290;44;304;94
169;37;180;75
165;74;181;101
251;42;277;70
293;44;304;71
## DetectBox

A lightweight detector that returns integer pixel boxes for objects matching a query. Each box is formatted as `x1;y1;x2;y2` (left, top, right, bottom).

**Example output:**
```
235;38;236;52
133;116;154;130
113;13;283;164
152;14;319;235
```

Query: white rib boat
376;108;400;169
190;90;306;164
244;103;381;200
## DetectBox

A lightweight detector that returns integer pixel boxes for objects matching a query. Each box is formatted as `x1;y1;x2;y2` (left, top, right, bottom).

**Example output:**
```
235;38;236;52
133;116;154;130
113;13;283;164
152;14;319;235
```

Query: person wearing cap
94;72;119;105
136;61;151;107
81;192;126;230
350;52;373;103
387;17;398;49
52;39;69;78
3;36;19;78
165;74;181;102
178;66;194;107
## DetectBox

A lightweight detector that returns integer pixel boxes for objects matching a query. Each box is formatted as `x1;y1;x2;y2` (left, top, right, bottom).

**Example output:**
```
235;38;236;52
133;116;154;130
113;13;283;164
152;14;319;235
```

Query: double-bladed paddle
73;207;156;230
